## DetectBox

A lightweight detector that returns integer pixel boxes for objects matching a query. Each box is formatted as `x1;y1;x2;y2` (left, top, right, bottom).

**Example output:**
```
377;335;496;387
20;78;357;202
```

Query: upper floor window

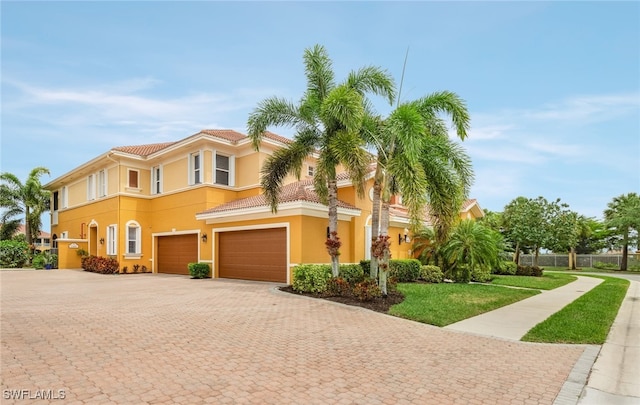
307;165;315;177
87;174;96;201
151;165;162;194
214;152;234;186
61;186;68;209
53;191;59;211
128;169;139;189
125;220;141;257
98;169;107;197
190;152;202;185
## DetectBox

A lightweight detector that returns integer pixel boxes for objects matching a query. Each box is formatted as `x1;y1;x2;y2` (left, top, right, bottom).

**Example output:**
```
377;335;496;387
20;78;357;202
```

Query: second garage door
157;234;198;275
219;228;286;282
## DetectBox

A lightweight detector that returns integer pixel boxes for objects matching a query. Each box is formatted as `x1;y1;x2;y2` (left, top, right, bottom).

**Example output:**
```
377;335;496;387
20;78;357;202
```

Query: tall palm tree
247;45;395;276
366;91;473;294
604;192;640;271
0;167;51;248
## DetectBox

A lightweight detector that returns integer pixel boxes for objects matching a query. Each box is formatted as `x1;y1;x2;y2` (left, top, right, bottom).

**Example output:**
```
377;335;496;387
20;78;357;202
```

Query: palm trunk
369;173;382;279
378;180;391;296
328;178;340;277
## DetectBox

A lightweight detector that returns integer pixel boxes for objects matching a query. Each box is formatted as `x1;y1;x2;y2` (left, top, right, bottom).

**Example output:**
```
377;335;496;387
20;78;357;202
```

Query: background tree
0;167;51;251
502;196;548;266
544;199;579;269
575;217;612;254
247;44;395;277
604;192;640;271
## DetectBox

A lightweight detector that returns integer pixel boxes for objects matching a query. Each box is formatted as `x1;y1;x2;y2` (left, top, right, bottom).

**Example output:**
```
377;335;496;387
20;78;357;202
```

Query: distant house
44;129;484;281
15;225;51;252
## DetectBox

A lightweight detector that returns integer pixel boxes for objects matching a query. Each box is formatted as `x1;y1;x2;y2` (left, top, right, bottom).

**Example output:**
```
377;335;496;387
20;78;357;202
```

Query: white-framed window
106;224;117;255
214;152;234;186
190;152;202;185
125;220;141;256
127;169;140;189
307;165;315;177
151;165;162;195
87;174;96;201
61;186;68;209
60;231;69;239
98;169;107;197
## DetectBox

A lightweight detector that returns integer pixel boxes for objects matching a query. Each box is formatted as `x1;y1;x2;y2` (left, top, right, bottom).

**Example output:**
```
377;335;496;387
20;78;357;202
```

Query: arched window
125;220;141;256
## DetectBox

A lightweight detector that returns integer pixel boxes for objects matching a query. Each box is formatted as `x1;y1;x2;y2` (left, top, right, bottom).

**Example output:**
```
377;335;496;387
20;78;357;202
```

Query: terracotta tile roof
16;225;50;238
113;142;177;157
262;131;292;145
461;198;478;212
198;179;358;215
198;129;247;142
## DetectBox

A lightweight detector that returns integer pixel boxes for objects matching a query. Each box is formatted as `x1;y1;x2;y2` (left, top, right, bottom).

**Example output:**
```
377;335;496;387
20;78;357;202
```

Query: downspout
106;152;121;262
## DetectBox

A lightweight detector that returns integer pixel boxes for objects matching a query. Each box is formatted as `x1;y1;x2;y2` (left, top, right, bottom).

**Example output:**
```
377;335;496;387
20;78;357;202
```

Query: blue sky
2;1;639;231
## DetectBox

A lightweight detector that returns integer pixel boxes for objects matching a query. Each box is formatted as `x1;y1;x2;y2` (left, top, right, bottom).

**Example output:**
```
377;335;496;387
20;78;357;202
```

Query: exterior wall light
99;238;105;245
201;233;207;243
398;228;410;245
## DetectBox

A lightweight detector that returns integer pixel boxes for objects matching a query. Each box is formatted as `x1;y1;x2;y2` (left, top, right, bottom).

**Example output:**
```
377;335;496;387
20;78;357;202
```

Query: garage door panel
219;228;286;282
158;234;198;275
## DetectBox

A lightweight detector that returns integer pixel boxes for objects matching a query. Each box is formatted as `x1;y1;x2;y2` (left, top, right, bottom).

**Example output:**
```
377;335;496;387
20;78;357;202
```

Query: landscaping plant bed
279;285;404;313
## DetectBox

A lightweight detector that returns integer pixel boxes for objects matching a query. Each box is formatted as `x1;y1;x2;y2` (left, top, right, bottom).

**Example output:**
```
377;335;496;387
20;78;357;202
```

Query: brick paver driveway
2;270;586;404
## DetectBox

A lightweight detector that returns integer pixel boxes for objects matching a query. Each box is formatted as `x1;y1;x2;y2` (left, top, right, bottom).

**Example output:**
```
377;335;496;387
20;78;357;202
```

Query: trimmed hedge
339;263;365;285
292;264;332;293
188;262;211;279
359;259;422;282
420;265;444;283
470;267;492;282
493;261;517;275
516;265;544;277
82;256;120;274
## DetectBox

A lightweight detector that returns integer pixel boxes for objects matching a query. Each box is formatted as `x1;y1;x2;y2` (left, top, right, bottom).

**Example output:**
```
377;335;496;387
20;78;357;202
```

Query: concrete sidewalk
444;276;603;340
578;279;640;404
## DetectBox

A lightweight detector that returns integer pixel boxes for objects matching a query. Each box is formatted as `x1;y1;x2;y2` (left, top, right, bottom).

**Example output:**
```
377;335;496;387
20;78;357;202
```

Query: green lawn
521;275;629;344
489;273;576;290
389;283;540;327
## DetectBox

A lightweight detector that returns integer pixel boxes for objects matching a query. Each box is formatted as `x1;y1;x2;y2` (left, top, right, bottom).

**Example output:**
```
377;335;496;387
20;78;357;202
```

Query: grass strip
390;283;539;327
521;275;629;344
489;273;576;290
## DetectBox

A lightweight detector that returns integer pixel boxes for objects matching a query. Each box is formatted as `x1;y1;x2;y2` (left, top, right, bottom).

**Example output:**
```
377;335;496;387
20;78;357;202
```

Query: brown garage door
219;228;286;282
157;234;198;275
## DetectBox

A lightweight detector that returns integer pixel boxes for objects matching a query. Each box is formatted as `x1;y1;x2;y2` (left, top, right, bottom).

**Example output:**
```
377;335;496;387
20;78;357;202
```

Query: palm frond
328;130;371;198
320;85;365;134
247;97;304;150
304;44;335;102
346;66;396;105
412;91;470;140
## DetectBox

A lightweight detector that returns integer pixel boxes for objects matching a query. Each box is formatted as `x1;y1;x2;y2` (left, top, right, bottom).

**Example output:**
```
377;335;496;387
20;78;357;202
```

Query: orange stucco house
44;129;484;283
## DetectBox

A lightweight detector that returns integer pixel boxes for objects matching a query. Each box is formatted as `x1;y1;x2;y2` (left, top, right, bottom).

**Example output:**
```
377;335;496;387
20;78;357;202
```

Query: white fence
518;254;639;268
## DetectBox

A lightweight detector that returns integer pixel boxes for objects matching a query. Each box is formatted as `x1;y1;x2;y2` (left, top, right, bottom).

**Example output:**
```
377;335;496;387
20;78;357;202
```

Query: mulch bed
279;286;405;313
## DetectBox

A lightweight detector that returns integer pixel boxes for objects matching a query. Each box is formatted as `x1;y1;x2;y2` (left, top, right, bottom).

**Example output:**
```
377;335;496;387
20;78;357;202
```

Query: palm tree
247;45;395;276
604;193;640;271
441;219;501;282
0;167;51;249
366;91;472;294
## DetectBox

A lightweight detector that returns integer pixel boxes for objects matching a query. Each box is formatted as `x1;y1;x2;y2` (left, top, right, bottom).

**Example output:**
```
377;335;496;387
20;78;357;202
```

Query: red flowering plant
325;231;342;257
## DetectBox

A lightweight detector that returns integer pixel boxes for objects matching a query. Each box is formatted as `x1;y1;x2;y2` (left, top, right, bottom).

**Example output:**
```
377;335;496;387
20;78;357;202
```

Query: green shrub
327;276;352;296
0;240;29;268
359;259;371;275
81;256;120;274
353;278;382;301
389;259;421;282
188;262;210;279
292;264;332;293
339;263;365;285
593;261;619;270
471;266;492;282
516;265;544;277
32;253;46;269
420;265;444;283
494;261;517;275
